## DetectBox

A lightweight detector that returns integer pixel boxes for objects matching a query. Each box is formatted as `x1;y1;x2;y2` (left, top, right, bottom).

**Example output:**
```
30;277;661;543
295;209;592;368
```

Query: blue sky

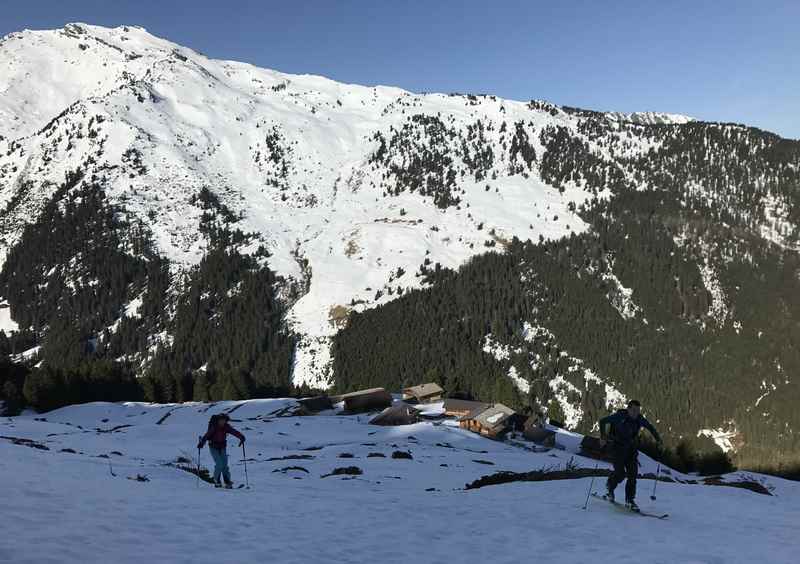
3;0;798;138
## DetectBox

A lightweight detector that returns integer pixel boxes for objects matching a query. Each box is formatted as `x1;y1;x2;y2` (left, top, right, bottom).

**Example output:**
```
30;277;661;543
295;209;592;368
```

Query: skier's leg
222;449;232;485
606;445;625;497
624;449;638;502
209;447;223;484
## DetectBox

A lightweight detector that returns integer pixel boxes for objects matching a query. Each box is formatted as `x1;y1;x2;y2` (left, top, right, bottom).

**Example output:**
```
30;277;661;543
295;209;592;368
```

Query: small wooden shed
297;395;334;413
402;383;445;404
523;422;556;447
369;404;420;426
331;388;392;413
443;398;489;418
459;403;516;439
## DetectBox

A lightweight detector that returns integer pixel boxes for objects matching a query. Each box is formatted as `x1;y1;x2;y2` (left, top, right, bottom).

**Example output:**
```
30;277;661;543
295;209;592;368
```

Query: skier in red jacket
198;413;245;488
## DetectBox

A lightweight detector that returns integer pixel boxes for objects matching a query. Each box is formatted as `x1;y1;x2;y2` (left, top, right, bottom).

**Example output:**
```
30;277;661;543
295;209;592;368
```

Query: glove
239;438;245;447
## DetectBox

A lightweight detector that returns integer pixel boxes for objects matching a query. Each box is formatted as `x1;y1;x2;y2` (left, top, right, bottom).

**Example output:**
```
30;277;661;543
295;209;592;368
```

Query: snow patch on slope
483;335;531;395
507;366;531;395
760;193;800;251
522;322;629;428
602;271;641;320
606;111;695;126
0;301;18;333
699;260;729;325
698;423;739;454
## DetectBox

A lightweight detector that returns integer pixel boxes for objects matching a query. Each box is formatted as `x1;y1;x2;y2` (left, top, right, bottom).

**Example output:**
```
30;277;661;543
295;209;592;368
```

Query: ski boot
605;486;615;503
625;499;640;512
214;480;222;488
224;481;234;489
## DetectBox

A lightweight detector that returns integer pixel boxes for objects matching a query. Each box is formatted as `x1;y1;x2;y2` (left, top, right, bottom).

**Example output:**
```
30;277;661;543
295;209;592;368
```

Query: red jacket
201;423;244;449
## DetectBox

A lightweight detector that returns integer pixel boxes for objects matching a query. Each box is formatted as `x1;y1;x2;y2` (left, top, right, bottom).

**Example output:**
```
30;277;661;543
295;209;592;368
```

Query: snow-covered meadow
2;399;798;564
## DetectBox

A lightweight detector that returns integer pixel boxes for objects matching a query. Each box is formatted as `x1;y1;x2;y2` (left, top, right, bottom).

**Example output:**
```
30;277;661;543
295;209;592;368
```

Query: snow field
1;399;798;564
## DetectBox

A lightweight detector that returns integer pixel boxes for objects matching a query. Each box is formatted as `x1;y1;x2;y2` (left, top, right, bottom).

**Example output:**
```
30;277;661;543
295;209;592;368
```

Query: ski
591;493;669;519
208;483;246;491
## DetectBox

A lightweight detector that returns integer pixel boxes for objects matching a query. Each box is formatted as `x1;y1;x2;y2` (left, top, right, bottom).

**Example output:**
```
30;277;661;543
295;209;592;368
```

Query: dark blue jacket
600;409;661;446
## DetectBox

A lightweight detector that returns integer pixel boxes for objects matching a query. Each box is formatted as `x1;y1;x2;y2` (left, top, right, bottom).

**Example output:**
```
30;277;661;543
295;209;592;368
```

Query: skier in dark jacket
198;414;245;488
598;399;661;510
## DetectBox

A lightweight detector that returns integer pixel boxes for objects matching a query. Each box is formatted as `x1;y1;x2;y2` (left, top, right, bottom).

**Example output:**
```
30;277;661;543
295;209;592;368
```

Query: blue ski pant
208;446;231;484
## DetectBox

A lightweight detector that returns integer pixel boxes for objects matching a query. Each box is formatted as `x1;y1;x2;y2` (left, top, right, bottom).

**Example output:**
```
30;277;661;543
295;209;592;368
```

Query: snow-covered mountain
2;24;799;472
2;398;797;564
0;23;694;386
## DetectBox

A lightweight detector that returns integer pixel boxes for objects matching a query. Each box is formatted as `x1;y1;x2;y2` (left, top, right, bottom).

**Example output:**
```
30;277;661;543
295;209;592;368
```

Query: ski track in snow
2;399;798;564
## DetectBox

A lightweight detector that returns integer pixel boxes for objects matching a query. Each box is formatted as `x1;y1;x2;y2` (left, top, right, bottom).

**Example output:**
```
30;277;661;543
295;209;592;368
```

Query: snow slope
2;399;797;564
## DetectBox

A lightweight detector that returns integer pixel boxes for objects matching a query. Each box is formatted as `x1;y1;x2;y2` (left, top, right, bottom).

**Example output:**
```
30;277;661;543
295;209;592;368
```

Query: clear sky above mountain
2;0;798;139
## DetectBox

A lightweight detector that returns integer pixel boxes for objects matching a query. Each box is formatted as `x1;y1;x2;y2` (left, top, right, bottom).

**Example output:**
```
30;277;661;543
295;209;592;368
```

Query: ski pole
650;464;660;501
582;463;599;510
242;442;250;489
196;437;202;489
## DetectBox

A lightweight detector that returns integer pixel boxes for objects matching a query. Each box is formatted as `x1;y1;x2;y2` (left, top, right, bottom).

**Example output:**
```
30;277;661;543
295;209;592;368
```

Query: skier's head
208;413;230;429
626;400;641;418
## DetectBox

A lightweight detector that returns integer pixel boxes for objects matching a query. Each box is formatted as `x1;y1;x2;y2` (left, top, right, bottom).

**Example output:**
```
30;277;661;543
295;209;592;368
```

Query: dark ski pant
607;444;638;501
209;446;231;484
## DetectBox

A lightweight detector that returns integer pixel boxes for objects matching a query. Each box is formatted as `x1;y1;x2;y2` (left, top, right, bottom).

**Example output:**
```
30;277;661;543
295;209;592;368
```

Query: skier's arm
599;413;617;440
642;417;662;444
226;424;245;443
198;429;211;448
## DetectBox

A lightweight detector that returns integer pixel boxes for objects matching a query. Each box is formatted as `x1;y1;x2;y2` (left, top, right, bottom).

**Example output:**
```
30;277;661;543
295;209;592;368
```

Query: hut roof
403;383;444;399
331;388;387;403
523;425;556;446
444;398;488;414
336;387;388;400
369;404;420;426
469;403;516;431
297;395;333;413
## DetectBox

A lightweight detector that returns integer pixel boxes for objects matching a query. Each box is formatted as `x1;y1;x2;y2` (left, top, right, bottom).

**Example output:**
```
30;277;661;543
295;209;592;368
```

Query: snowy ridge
1;399;797;564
